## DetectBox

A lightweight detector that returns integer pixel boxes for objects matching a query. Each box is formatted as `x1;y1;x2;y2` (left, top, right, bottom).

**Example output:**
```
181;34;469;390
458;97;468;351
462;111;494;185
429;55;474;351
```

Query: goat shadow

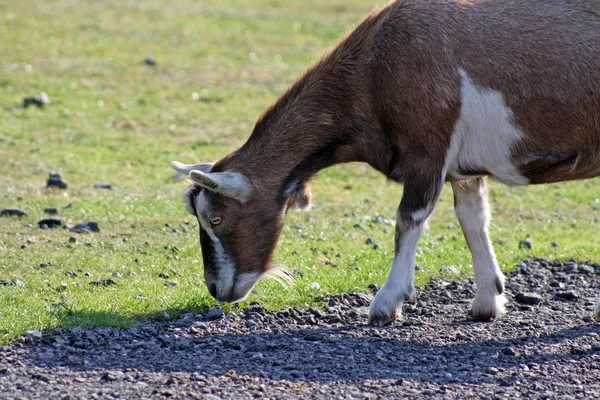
23;307;600;386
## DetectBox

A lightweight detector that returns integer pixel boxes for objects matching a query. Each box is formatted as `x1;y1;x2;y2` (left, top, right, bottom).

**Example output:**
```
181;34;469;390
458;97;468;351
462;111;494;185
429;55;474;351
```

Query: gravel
1;259;599;399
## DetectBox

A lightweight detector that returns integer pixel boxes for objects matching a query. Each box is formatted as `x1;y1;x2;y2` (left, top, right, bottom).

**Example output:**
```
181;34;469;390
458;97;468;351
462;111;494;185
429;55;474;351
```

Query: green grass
2;0;600;344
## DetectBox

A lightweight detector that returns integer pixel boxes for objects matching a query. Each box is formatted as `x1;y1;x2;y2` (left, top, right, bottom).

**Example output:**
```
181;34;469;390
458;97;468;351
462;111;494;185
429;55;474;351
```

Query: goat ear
189;170;251;203
171;161;214;182
289;182;312;210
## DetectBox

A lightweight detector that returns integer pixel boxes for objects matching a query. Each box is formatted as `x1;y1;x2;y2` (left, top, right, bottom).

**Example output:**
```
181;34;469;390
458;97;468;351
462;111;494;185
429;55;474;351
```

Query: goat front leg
452;178;506;320
594;299;600;322
369;172;443;326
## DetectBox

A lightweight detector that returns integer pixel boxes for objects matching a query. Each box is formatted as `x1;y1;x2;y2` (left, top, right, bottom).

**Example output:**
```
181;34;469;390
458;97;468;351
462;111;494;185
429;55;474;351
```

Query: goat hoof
470;292;507;321
367;311;397;326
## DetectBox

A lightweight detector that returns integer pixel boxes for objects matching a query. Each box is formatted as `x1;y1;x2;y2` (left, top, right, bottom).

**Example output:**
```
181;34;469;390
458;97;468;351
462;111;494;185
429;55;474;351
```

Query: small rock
44;207;58;215
46;172;68;189
577;264;595;275
0;279;25;287
69;221;99;233
570;345;590;355
0;207;27;217
555;290;579;301
65;271;78;277
518;239;532;249
354;223;366;230
164;280;178;287
144;57;157;66
23;92;50;108
68;236;77;243
38;217;65;229
26;330;43;339
101;371;122;382
502;347;518;356
158;272;170;279
552;241;560;248
204;307;225;320
515;292;543;305
89;279;117;286
94;182;112;190
39;262;52;268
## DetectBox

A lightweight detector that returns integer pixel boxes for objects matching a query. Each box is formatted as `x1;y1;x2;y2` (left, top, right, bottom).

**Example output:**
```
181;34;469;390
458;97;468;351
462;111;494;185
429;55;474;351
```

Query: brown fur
190;0;600;285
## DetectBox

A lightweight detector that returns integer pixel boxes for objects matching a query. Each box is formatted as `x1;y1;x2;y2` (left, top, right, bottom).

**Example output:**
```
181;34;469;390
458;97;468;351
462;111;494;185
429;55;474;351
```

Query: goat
172;0;600;325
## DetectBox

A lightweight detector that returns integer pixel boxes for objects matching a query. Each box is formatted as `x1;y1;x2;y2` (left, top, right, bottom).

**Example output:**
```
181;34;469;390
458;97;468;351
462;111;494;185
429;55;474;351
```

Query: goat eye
209;217;222;226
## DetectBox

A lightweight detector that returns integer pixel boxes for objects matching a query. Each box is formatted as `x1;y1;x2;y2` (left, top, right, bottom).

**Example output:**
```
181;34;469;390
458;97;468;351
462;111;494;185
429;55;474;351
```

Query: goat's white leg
594;298;600;322
369;174;442;326
452;178;506;320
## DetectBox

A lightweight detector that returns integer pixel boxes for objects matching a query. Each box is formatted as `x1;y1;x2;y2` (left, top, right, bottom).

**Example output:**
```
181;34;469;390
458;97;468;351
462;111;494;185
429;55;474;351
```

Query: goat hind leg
594;298;600;322
452;178;506;320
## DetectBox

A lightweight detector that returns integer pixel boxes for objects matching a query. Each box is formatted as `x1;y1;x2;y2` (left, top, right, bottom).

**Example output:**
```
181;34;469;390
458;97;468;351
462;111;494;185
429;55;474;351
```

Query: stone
46;172;68;189
0;207;27;217
26;330;42;339
69;222;99;233
515;292;543;305
0;279;25;287
93;183;112;190
519;239;532;249
23;92;50;108
578;264;595;275
38;217;65;229
44;207;58;215
203;307;225;320
144;57;157;66
555;290;580;301
89;279;117;286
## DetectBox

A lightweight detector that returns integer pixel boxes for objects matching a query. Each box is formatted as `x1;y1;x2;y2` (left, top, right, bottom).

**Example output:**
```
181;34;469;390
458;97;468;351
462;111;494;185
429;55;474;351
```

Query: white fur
452;179;506;319
190;170;251;203
369;215;426;324
445;69;528;186
594;299;600;322
195;192;237;300
232;271;262;302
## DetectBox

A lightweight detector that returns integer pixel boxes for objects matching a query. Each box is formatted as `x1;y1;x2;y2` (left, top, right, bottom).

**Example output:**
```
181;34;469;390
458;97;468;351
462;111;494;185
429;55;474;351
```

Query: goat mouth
213;271;262;303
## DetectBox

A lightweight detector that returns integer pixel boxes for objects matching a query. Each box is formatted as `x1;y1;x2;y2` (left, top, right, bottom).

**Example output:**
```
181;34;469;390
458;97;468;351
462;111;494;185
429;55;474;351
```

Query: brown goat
173;0;600;325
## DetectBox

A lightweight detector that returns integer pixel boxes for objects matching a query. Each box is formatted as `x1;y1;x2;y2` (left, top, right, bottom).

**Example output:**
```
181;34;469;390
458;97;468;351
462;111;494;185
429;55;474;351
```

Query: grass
1;0;600;345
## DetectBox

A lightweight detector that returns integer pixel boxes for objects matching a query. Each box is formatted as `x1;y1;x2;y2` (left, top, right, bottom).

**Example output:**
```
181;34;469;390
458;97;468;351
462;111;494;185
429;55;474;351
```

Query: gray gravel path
1;259;599;399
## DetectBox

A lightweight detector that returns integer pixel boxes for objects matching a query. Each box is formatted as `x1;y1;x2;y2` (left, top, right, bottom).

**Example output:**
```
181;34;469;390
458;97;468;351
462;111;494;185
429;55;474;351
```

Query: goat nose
207;283;217;298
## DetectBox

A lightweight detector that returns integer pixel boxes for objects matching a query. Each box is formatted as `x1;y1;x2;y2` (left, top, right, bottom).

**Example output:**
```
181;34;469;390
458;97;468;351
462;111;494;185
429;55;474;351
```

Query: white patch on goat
452;180;506;319
195;191;236;300
594;298;600;322
232;271;262;302
445;69;528;186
